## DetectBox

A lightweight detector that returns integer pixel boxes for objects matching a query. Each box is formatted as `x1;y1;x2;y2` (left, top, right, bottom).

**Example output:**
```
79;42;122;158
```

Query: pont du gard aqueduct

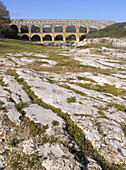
10;19;116;42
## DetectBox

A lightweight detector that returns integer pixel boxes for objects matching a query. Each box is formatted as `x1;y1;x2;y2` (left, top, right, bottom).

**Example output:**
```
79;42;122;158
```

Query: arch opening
31;25;40;33
43;35;52;41
21;25;28;33
80;35;86;41
43;25;52;33
54;25;63;32
10;24;18;33
90;25;97;33
101;25;106;29
66;34;76;41
31;35;41;42
79;25;87;33
66;25;76;33
55;35;63;41
21;35;29;41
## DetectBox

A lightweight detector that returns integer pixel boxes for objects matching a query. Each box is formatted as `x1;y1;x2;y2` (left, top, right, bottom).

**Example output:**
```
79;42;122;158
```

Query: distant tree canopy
0;0;19;38
0;0;10;31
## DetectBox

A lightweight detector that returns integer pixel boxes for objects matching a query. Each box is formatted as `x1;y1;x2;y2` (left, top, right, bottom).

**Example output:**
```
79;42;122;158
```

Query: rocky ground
0;39;126;169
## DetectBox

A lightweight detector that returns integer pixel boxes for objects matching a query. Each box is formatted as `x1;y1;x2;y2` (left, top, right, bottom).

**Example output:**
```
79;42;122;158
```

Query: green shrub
16;78;24;83
0;101;4;110
8;138;22;147
67;96;76;103
49;136;60;144
27;121;45;137
52;120;59;126
0;76;5;85
14;102;27;115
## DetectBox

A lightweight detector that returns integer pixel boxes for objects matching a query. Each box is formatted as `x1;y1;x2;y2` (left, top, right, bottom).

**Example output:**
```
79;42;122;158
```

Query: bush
0;76;5;85
27;121;45;137
52;120;59;126
8;138;22;147
14;102;27;114
67;96;76;103
49;136;60;144
0;100;4;110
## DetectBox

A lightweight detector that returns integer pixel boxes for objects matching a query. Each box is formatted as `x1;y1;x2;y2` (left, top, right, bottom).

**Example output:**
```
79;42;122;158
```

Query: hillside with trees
87;22;126;38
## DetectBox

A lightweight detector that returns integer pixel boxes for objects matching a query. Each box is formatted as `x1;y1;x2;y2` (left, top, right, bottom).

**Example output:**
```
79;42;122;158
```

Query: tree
0;0;10;34
0;1;18;38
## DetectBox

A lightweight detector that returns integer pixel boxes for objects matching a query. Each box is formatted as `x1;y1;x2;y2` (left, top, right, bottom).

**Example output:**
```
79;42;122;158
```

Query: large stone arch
66;25;76;33
10;24;18;33
79;25;87;33
43;34;52;41
31;35;41;41
80;35;86;41
21;25;28;33
66;34;76;41
90;25;97;33
21;34;29;41
101;25;106;29
54;25;63;32
31;25;40;33
43;25;52;33
55;34;63;41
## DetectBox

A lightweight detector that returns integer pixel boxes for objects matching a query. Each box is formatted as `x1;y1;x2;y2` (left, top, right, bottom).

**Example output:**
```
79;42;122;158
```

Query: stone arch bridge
10;19;115;42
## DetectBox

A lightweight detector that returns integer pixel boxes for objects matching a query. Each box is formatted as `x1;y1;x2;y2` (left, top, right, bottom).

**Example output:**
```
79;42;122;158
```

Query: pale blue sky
3;0;126;22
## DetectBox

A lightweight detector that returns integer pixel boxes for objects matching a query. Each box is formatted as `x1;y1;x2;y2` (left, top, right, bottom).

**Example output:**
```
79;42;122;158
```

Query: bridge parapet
11;19;115;26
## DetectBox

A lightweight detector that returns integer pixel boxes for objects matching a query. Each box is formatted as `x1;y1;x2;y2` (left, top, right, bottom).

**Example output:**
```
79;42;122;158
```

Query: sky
3;0;126;22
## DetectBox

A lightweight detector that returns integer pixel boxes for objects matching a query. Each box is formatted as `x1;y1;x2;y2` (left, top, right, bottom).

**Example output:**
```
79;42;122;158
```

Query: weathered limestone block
39;143;83;170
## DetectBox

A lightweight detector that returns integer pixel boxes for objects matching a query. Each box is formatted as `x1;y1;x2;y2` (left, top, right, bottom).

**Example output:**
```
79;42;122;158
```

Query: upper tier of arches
10;24;106;34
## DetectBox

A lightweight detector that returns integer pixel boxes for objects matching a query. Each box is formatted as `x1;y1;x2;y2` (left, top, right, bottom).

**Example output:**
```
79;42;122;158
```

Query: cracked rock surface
0;40;126;169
